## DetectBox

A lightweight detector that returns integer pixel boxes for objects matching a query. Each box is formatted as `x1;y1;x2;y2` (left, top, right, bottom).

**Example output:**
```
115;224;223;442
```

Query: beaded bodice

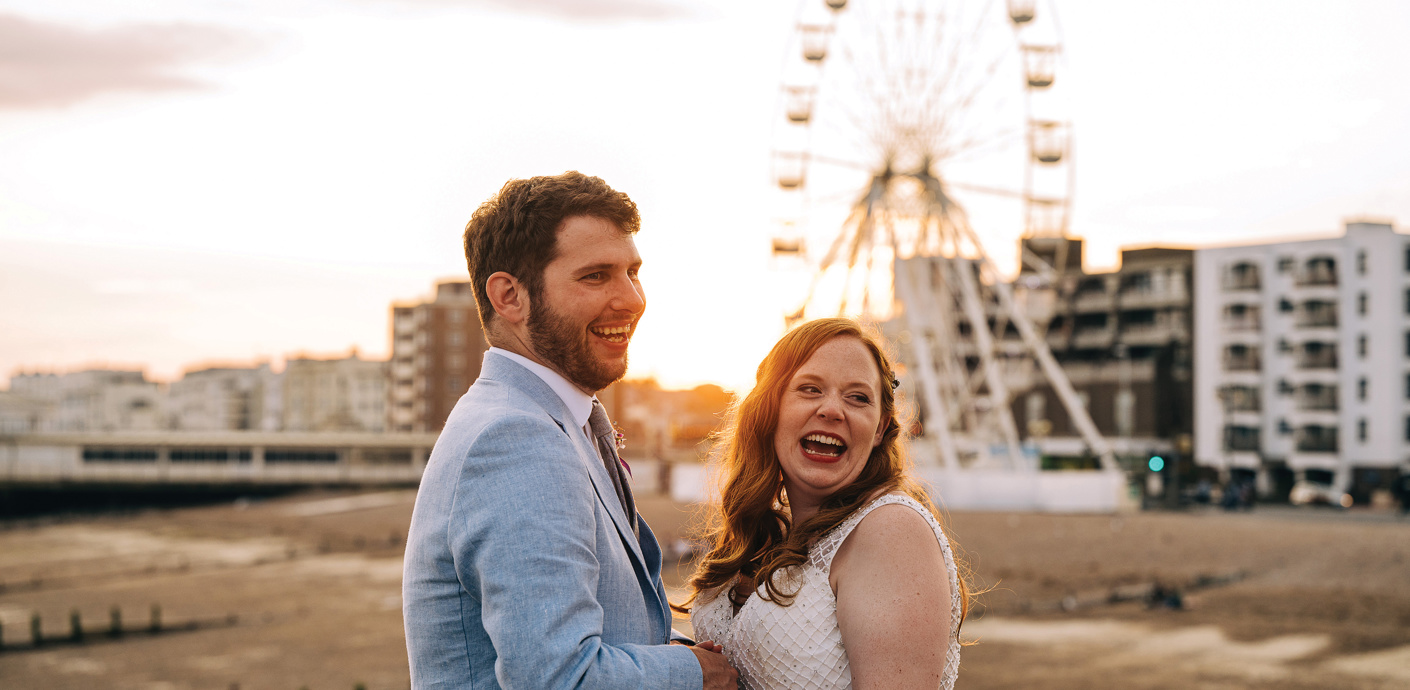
690;493;961;689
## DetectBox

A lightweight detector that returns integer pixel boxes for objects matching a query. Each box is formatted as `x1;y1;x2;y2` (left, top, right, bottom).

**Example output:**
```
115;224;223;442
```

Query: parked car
1288;480;1351;508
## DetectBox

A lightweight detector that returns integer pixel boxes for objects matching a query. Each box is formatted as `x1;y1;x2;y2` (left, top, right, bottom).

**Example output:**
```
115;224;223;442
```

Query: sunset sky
2;0;1409;391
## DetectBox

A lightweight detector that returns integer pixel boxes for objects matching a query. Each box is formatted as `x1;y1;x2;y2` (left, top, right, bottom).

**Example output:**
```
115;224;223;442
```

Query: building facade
7;370;166;432
387;281;489;432
168;364;283;431
282;353;387;432
1193;220;1407;502
886;238;1193;468
1015;240;1194;452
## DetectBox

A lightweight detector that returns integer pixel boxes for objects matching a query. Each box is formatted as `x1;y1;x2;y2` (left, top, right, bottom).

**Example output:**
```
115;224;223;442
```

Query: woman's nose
816;394;844;421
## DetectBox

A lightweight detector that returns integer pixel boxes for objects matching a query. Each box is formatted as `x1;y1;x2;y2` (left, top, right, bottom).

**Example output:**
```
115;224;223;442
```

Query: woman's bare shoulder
831;496;943;586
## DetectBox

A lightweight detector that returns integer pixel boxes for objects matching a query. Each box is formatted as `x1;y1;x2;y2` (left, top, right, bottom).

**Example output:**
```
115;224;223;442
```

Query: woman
679;318;968;690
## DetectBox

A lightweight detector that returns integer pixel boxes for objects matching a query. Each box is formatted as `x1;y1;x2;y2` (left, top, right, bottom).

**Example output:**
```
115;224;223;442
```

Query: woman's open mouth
800;433;847;461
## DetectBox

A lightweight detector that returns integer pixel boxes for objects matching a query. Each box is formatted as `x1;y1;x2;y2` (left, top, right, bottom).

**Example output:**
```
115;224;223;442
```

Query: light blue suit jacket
403;351;701;689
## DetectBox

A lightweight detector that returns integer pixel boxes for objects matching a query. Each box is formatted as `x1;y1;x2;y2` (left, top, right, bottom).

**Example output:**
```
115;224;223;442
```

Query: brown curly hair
676;318;970;628
462;171;639;332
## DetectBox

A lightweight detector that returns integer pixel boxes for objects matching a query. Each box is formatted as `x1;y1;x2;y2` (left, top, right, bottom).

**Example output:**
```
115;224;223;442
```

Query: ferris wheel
769;0;1115;471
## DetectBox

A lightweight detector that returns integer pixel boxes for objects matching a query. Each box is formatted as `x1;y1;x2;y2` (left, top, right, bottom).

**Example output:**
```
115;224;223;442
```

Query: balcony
1294;256;1338;287
1120;323;1184;346
1073;291;1113;313
1071;326;1116;349
1295;342;1338;370
1223;262;1261;291
1295;426;1339;453
1294;301;1338;329
1295;384;1338;411
1223;345;1261;372
1219;385;1261;412
1223;425;1261;452
1222;303;1260;332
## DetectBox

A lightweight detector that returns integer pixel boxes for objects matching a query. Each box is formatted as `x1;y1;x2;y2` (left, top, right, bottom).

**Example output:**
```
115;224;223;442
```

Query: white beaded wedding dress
690;493;961;690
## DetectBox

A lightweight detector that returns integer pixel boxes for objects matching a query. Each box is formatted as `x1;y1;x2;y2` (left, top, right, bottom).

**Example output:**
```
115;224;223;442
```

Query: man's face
527;215;645;393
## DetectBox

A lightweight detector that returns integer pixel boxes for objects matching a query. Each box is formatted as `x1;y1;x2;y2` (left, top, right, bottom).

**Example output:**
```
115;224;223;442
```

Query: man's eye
583;272;604;280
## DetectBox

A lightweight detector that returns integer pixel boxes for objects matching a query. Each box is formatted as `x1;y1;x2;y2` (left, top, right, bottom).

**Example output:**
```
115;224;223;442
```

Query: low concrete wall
664;463;1130;514
917;468;1131;513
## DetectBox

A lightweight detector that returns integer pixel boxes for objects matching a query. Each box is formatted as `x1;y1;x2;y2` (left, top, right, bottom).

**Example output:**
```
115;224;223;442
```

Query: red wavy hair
675;318;970;630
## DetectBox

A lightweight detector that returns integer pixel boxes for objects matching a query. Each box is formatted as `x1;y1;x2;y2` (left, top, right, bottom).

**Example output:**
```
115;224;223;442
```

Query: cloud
385;0;694;21
0;13;247;109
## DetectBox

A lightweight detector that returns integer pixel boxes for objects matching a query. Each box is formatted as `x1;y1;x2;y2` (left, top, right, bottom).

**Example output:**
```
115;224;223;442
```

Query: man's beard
527;300;628;393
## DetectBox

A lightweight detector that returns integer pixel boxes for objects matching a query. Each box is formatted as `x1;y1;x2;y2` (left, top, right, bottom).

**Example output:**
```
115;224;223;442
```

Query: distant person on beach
679;318;969;690
402;172;735;689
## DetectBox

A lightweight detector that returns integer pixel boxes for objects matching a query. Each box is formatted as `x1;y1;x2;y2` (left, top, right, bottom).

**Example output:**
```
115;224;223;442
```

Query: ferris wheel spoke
942;180;1027;200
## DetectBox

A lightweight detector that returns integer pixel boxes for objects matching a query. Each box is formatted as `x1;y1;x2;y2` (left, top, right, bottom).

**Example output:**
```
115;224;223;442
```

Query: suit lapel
479;354;661;617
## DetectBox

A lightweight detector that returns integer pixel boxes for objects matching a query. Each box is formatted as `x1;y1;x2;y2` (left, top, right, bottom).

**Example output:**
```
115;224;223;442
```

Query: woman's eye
849;395;871;404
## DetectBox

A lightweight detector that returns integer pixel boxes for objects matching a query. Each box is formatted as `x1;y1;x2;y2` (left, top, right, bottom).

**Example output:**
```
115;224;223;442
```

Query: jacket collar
486;347;594;430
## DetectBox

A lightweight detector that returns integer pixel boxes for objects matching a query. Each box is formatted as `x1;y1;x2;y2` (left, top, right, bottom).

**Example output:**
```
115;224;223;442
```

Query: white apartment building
282;353;387;432
7;370;166;432
1194;219;1408;501
168;364;283;431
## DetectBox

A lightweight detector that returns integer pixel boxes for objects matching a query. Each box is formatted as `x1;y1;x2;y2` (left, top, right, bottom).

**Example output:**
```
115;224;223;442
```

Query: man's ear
485;271;529;326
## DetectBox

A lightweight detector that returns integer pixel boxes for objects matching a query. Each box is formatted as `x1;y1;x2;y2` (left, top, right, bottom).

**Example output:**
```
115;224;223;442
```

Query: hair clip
890;377;900;390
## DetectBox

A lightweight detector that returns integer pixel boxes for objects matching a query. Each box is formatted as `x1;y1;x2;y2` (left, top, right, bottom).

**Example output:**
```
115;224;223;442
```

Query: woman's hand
830;503;951;690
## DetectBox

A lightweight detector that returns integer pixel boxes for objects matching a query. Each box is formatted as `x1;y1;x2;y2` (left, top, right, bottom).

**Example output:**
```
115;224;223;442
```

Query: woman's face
773;336;887;517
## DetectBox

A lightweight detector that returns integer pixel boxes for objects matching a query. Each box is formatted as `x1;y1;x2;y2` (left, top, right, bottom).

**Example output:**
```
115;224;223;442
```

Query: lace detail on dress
690;493;961;689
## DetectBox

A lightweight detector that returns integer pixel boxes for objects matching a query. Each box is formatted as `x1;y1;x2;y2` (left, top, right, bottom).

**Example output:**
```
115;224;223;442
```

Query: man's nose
613;275;646;313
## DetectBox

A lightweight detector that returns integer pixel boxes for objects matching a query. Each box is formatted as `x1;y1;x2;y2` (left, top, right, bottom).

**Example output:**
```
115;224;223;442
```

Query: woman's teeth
801;434;845;457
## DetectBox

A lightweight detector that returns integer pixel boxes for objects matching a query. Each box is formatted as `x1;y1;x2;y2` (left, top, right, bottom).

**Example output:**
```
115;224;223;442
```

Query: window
1406;372;1410;400
1404;245;1410;272
1358;250;1367;275
448;309;464;323
1359;418;1368;442
1359;335;1367;358
1404;288;1410;314
1359;377;1368;401
448;332;464;347
1405;416;1410;442
1278;256;1294;273
1279;298;1294;313
1359;292;1367;315
266;450;338;463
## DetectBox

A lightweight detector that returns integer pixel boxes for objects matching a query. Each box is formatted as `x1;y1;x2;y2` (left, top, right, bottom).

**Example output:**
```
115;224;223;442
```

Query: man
403;171;736;689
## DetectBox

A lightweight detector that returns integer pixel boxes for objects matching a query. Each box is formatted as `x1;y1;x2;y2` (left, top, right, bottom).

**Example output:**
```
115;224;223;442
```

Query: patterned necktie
588;400;639;541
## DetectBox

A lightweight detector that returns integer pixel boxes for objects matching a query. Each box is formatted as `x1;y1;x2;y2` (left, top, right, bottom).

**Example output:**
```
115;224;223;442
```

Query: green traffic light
1148;456;1165;472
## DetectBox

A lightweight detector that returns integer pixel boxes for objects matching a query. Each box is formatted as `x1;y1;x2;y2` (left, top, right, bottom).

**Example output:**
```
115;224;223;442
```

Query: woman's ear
873;419;888;448
485;271;529;325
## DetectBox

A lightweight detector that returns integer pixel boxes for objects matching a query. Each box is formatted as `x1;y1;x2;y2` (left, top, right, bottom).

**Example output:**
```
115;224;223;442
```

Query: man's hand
688;641;738;690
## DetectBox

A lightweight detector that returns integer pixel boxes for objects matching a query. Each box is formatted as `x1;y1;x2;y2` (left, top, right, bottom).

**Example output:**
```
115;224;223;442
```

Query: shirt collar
489;347;595;430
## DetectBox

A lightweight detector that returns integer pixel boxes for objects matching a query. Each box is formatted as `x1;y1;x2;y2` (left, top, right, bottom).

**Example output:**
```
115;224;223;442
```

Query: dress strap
809;493;929;573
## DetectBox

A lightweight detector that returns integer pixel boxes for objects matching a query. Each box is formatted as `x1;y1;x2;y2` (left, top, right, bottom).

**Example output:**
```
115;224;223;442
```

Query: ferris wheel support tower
769;0;1118;474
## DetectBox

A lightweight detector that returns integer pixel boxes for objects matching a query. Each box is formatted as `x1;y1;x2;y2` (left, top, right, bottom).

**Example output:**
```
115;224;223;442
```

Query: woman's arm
830;503;951;689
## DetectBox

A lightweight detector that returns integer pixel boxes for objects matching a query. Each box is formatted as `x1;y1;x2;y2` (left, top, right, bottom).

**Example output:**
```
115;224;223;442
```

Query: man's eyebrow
574;260;642;274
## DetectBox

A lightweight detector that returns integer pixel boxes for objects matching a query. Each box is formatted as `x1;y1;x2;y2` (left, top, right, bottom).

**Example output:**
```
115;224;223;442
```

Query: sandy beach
1;489;1406;689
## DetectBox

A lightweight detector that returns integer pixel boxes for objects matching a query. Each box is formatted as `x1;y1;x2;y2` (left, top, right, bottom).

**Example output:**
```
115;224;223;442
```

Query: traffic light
1148;456;1165;473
